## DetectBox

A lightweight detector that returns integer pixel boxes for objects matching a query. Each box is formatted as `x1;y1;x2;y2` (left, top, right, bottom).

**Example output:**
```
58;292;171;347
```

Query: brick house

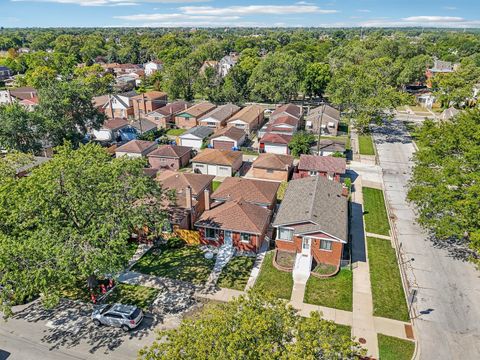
102;91;137;119
115;140;157;158
175;102;216;129
147;145;192;170
294;155;346;182
305;105;340;136
198;103;240;130
273;176;348;273
209;127;246;150
146;101;189;129
131;91;168;119
251;153;294;182
156;170;214;230
195;178;279;253
226;104;264;135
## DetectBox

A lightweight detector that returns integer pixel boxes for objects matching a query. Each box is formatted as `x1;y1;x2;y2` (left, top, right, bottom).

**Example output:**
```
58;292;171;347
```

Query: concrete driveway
373;120;480;360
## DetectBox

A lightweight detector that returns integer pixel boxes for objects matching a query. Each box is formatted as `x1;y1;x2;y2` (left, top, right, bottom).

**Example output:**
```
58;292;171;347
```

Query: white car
91;303;144;332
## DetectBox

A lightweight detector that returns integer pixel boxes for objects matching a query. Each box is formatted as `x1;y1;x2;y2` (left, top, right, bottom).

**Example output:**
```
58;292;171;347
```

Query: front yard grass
362;187;391;236
368;237;409;322
217;256;255;291
212;180;222;192
378;334;415;360
254;251;293;299
108;284;159;311
304;269;353;311
166;128;186;136
358;135;375;155
133;244;215;285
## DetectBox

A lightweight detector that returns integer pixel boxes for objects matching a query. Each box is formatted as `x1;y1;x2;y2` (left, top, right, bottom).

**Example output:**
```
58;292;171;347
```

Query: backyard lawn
133;244;215;285
254;251;293;300
107;284;159;311
358;135;375;155
368;237;409;322
166;128;186;136
212;180;222;192
217;256;255;291
304;269;353;311
378;334;415;360
362;187;391;236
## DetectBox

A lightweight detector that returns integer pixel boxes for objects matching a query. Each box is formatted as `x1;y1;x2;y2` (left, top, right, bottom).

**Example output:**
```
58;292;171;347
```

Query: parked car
91;303;143;331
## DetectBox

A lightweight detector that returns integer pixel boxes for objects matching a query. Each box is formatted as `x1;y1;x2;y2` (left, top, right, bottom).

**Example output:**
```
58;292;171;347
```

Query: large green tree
408;110;480;265
140;291;364;360
0;144;171;313
302;62;331;98
288;131;315;157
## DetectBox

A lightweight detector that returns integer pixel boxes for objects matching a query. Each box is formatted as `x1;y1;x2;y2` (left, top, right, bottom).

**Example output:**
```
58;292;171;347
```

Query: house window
266;169;274;173
309;170;318;176
205;228;218;239
320;240;332;251
240;233;250;243
278;227;293;241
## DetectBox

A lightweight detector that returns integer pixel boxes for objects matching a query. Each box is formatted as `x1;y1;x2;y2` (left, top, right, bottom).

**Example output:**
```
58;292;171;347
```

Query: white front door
302;237;311;256
224;231;233;246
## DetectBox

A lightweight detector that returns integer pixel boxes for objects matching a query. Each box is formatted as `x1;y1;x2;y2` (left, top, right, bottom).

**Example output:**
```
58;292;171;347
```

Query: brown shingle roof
211;127;246;142
195;199;271;234
115;140;156;154
156;170;214;196
260;133;292;145
298;155;346;174
271;115;299;127
192;149;242;166
132;91;167;100
148;145;191;159
227;104;264;125
252;153;294;171
212;177;279;206
180;102;216;118
271;103;302;119
103;118;129;130
154;101;189;116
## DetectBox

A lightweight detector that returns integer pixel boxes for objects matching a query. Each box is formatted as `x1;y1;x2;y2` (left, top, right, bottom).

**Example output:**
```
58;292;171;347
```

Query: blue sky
1;0;480;28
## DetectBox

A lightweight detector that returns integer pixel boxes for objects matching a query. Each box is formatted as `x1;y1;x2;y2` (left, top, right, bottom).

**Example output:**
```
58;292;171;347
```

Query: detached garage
178;126;214;150
259;133;293;155
192;149;243;177
210;127;246;150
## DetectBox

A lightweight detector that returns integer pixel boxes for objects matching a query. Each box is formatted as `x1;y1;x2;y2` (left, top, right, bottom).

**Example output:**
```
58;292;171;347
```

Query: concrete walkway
245;240;269;290
126;243;152;270
365;232;392;240
205;244;234;288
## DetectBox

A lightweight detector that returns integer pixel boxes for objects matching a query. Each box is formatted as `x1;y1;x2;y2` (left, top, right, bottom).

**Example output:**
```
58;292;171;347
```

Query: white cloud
357;9;371;13
359;16;480;28
11;0;207;6
443;6;457;10
115;13;239;21
179;5;338;16
402;16;464;22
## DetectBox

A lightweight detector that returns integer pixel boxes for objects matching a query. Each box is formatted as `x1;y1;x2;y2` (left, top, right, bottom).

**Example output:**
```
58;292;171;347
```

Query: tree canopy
140;291;364;360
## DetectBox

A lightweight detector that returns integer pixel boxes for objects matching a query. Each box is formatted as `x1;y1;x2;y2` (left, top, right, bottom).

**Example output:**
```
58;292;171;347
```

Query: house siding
148;151;190;170
252;167;289;181
296;170;341;182
198;227;262;252
175;116;199;129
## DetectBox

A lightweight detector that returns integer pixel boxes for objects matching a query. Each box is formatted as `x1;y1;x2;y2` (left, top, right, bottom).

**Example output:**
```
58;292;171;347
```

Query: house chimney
185;186;192;209
204;188;211;211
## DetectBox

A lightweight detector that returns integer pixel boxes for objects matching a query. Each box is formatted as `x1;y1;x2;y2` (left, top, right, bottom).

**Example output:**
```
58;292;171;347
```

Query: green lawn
362;187;391;236
254;251;293;299
304;269;353;311
212;180;222;192
378;334;415;360
333;323;352;338
368;237;409;322
358;135;375;155
217;256;255;291
107;284;159;311
133;245;215;285
166;128;186;136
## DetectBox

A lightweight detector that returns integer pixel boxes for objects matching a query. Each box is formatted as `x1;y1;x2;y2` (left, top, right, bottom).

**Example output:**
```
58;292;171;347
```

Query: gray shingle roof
272;176;347;241
181;126;214;139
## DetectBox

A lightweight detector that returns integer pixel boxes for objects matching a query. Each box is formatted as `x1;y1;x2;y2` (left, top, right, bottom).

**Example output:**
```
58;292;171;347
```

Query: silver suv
91;304;144;331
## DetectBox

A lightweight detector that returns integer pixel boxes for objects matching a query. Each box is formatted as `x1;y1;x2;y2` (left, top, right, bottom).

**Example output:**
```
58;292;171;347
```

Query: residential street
373;120;480;360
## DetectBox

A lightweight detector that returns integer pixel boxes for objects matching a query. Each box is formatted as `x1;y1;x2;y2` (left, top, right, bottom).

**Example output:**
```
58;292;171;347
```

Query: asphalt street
373;120;480;360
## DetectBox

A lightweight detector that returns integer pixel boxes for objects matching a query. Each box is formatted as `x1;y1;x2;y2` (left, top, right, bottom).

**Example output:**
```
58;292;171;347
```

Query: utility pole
316;103;326;155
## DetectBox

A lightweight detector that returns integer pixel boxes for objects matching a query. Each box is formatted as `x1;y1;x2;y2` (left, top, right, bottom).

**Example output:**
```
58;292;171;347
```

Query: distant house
218;53;239;77
198;103;240;129
259;115;299;138
178;126;214;150
305;105;340;136
147;145;192;170
115;75;136;91
259;133;292;155
131;118;158;135
102;91;137;119
192;149;243;177
131;91;168;119
195;177;278;253
251;153;294;182
273;176;348;280
270;103;302;122
310;139;346;156
426;59;458;87
115;140;157;158
156;170;214;230
144;61;163;76
175;102;216;129
0;66;12;81
145;101;189;129
19;96;39;111
209;127;246;150
0;87;37;105
226;104;264;135
294;155;346;182
200;60;219;75
92;118;131;142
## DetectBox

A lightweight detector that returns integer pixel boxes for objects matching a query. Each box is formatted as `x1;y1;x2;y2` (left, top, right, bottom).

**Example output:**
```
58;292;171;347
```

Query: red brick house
147;145;192;170
131;91;168;119
146;101;189;129
195;178;279;253
294;155;346;182
174;102;216;129
251;153;294;182
273;176;348;276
